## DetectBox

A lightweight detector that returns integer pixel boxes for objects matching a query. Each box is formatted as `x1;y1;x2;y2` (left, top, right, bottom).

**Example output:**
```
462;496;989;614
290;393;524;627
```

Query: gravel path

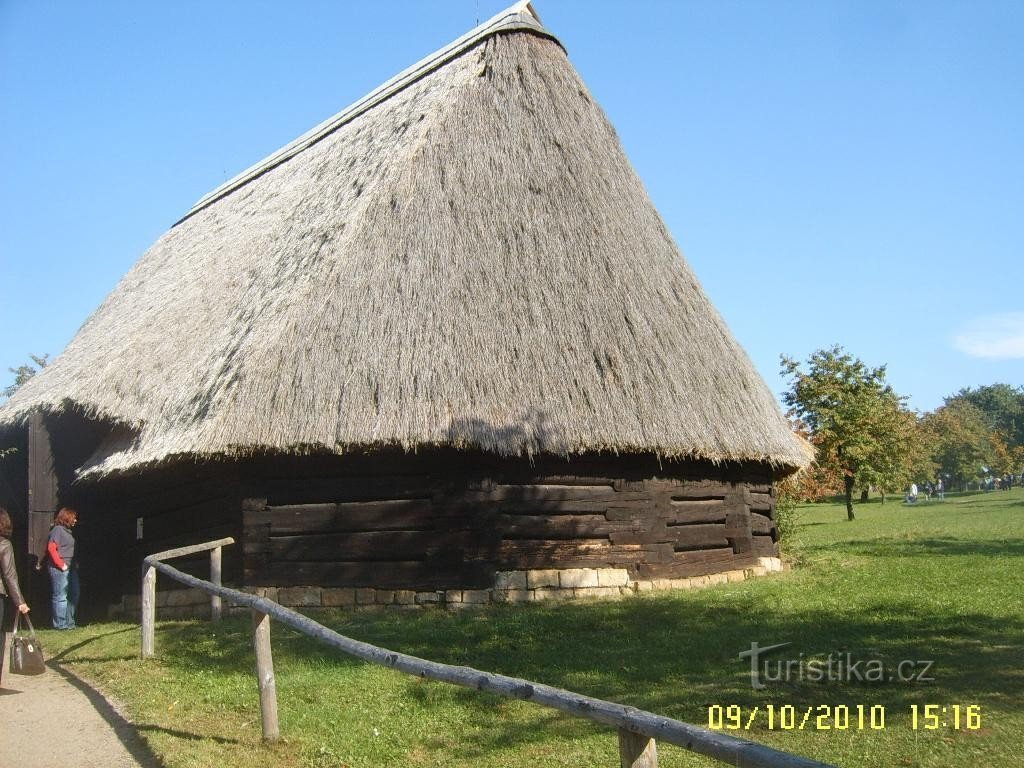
0;658;158;768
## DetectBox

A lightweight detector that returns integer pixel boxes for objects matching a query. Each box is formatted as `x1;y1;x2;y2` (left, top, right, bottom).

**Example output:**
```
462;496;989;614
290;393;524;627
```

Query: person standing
0;507;31;687
936;478;945;501
46;507;80;630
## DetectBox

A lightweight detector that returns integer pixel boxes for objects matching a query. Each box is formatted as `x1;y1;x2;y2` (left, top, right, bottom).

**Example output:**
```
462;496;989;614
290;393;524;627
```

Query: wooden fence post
141;564;156;659
252;609;281;742
619;729;657;768
210;545;223;622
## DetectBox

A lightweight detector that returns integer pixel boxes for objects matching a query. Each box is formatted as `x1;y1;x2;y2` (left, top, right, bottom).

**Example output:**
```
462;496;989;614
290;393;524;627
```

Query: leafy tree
2;353;48;400
1;354;50;458
920;400;995;490
781;346;913;520
778;423;844;502
946;383;1024;448
863;406;934;503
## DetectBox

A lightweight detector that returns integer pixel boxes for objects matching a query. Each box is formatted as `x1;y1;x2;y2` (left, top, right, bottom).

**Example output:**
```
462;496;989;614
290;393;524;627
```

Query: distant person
0;507;31;688
936;478;945;501
906;483;919;504
925;481;934;501
46;507;80;630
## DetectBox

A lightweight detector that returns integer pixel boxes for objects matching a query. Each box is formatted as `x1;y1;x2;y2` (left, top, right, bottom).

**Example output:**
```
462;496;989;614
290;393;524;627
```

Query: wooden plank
619;729;658;768
637;552;761;579
751;537;779;556
138;497;240;542
750;513;775;535
494;540;654;569
475;484;628;501
262;475;438;504
252;610;281;742
604;504;658;521
27;413;58;514
250;499;441;533
666;500;727;524
667;481;732;499
141;565;156;658
497;514;636;539
607;524;726;549
265;530;478;561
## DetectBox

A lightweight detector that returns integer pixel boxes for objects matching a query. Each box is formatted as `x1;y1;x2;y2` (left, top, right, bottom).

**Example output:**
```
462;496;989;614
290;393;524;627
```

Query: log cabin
0;2;809;617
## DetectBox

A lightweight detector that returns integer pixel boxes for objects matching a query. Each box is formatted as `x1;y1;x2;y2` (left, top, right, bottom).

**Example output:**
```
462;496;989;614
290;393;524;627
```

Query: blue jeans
48;563;80;629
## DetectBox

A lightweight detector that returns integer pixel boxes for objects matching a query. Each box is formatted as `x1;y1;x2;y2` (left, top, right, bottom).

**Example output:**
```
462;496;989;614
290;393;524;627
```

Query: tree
946;383;1024;448
781;346;913;521
2;353;49;400
921;400;996;490
1;354;50;459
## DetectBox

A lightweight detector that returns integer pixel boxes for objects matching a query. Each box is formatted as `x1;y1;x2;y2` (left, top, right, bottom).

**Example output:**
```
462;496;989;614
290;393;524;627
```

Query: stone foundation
111;558;784;619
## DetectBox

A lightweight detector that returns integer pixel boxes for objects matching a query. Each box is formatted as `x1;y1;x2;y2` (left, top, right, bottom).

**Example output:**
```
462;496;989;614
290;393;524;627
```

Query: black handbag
9;614;46;675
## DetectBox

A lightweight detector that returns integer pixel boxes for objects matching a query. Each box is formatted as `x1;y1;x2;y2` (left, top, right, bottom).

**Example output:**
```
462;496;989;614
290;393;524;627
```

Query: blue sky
1;0;1021;412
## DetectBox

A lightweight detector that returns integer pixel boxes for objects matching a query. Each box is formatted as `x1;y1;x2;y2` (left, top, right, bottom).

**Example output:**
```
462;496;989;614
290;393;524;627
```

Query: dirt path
0;660;158;768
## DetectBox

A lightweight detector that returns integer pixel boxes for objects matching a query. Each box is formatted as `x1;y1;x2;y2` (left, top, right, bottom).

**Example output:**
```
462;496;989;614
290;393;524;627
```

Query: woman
1;506;31;687
47;507;80;630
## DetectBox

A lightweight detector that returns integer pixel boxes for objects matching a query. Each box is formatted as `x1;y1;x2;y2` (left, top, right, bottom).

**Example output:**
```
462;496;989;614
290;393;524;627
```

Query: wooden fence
141;540;836;768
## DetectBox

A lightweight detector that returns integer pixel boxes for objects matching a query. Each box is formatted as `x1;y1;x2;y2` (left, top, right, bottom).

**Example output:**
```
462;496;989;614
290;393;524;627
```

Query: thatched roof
0;2;809;476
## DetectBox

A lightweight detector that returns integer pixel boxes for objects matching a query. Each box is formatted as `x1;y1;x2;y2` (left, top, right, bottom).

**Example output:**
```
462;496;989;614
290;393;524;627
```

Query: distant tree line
781;345;1024;519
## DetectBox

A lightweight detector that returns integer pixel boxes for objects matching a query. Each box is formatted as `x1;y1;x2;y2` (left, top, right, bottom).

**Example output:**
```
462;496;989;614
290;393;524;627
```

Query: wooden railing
141;540;836;768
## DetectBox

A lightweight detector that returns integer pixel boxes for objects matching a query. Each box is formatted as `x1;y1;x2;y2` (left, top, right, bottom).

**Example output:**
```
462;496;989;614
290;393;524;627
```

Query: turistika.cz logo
738;641;935;689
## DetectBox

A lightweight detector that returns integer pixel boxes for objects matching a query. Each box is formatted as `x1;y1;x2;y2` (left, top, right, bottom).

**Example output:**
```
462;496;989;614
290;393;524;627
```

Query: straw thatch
0;3;808;476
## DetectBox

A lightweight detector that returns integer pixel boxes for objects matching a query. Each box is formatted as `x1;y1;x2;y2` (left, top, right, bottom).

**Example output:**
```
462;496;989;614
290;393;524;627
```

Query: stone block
651;578;675;591
494;571;527;590
559;568;600;588
253;587;279;604
707;573;728;586
634;580;655;592
445;590;464;603
415;591;440;604
394;590;417;605
689;575;710;588
166;589;196;607
355;588;376;604
462;589;491;604
668;579;692;590
725;570;745;583
322;588;356;607
375;590;396;605
597;568;630;587
279;587;322;607
531;588;572;601
527;569;561;588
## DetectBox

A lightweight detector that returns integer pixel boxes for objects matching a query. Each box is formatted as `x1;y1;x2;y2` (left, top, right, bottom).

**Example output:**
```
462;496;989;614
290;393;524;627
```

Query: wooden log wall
56;445;778;604
78;465;244;600
241;452;778;590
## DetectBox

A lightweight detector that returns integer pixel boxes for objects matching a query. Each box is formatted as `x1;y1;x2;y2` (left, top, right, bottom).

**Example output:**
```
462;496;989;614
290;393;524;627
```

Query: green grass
41;489;1024;767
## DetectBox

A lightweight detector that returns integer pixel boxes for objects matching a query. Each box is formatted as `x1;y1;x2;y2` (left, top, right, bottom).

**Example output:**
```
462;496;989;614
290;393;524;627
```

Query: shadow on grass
294;596;1024;763
49;658;165;768
811;536;1024;558
48;626;137;663
145;594;1023;733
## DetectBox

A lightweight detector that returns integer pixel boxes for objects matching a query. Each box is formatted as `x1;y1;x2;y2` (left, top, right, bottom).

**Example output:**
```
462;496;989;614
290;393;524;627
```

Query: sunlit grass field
40;488;1024;767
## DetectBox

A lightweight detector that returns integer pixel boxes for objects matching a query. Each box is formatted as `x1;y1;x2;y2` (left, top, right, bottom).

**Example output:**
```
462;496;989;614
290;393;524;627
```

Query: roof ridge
175;2;560;227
